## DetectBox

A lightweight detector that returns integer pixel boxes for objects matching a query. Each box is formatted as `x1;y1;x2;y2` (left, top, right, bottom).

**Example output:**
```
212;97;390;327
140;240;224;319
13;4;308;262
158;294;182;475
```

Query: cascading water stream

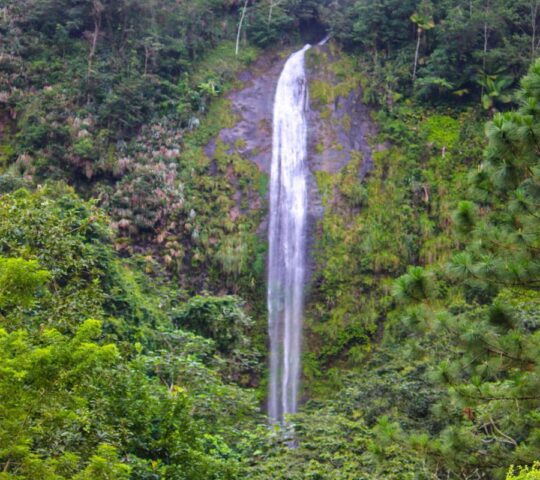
267;44;311;424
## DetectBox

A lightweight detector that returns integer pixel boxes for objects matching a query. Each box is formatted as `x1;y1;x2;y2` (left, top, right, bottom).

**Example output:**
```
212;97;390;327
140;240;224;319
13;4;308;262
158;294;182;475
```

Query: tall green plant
411;3;435;81
395;57;540;478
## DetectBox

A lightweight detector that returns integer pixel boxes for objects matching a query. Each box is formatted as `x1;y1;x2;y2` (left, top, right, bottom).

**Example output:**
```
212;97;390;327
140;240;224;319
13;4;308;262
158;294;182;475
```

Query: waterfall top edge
318;34;330;46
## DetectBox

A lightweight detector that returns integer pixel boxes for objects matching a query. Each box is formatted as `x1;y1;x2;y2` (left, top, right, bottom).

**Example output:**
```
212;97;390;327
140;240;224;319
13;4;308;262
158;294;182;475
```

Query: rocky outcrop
305;44;376;177
204;42;377;275
204;49;288;175
205;40;375;204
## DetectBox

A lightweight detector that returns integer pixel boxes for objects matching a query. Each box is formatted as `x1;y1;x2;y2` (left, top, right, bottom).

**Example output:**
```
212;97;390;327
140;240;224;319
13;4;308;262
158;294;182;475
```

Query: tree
268;0;286;22
411;2;435;81
236;0;250;56
0;257;49;310
0;319;121;478
529;0;540;59
0;183;260;480
87;0;104;76
475;69;514;111
507;462;540;479
395;57;540;477
173;295;253;354
393;266;437;303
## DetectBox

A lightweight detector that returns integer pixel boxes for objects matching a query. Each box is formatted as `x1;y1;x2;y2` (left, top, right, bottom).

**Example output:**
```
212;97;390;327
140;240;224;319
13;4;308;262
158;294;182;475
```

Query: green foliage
279;34;539;480
245;400;429;479
2;2;540;478
174;295;252;354
422;114;460;149
0;0;266;285
393;266;436;304
0;319;120;478
453;200;477;235
0;257;50;309
0;318;253;479
304;96;481;390
73;444;131;480
326;0;539;105
0;183;263;479
387;58;540;478
0;185;112;331
97;55;267;296
0;184;176;340
477;72;514;111
507;463;540;480
307;48;365;111
72;137;95;159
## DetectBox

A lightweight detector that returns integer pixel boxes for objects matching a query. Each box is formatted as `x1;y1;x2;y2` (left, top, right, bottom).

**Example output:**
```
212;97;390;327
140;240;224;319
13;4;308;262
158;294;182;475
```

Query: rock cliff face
204;41;377;276
204;49;286;175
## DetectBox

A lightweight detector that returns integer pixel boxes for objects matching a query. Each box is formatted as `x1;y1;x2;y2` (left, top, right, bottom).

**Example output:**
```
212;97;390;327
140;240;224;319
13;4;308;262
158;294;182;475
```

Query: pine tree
396;58;540;477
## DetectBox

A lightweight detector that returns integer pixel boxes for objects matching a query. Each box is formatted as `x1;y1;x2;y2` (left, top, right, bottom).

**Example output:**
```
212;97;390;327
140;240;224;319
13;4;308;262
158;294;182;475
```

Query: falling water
267;44;311;423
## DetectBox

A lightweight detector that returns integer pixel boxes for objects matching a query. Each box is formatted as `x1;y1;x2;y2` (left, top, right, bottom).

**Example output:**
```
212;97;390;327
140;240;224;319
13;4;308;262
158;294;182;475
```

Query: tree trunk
88;1;103;75
532;1;539;60
268;0;284;23
483;20;488;68
413;28;422;81
88;19;100;73
482;0;490;71
235;0;249;56
144;45;149;76
481;0;490;99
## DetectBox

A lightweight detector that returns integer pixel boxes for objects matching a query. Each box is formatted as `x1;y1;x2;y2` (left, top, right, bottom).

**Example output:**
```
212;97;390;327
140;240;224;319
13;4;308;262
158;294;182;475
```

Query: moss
315;170;336;207
191;41;259;89
172;46;270;297
234;138;247;150
342;113;351;132
257;171;269;198
319;108;332;120
337;151;366;207
182;145;211;169
309;50;364;112
315;143;325;154
257;118;270;133
310;80;334;106
213;138;230;171
234;156;258;183
251;147;260;157
328;38;340;57
305;48;324;69
185;98;239;149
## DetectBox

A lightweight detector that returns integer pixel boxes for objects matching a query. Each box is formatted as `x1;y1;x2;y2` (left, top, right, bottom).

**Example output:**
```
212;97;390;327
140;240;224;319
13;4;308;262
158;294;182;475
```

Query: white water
318;34;330;46
267;44;311;423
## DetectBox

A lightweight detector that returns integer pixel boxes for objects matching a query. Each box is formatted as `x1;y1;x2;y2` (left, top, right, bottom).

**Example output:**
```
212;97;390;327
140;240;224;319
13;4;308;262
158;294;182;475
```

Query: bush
507;463;540;480
174;295;252;354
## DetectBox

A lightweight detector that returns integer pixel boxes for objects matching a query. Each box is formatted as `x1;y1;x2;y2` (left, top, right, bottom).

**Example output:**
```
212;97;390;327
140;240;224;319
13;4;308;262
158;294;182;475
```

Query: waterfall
267;44;311;423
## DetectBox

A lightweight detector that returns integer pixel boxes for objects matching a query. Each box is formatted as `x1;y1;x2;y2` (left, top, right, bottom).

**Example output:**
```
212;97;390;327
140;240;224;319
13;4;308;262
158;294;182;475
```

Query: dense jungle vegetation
0;0;539;478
